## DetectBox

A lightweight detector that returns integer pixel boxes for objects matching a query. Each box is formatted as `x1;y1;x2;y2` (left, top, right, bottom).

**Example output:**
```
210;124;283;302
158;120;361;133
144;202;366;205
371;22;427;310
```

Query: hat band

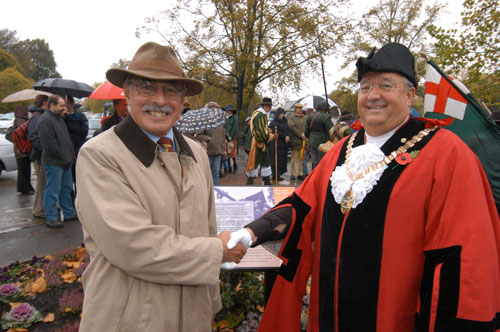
129;59;186;78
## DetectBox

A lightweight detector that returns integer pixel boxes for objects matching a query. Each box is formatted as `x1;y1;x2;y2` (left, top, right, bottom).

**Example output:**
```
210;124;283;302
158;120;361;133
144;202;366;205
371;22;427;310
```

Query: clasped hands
217;228;254;269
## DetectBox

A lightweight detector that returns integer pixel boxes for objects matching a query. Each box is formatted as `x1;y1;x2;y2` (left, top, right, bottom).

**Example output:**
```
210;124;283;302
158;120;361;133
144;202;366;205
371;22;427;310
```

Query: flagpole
317;28;329;105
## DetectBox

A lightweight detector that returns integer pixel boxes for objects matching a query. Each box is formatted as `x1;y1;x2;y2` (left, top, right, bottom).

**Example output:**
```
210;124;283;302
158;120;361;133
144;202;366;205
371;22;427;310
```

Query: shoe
277;176;284;181
263;176;272;185
298;175;307;180
46;219;63;228
65;215;78;222
20;190;34;195
290;176;296;180
247;177;254;185
232;162;238;173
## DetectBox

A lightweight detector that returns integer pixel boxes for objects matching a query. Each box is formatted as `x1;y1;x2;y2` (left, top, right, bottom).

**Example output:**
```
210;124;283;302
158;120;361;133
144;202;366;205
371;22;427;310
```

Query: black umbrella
33;78;94;98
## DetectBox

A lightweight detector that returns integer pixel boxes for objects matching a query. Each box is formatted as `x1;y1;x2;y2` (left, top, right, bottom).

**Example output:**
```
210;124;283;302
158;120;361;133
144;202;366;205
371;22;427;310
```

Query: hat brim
106;68;204;97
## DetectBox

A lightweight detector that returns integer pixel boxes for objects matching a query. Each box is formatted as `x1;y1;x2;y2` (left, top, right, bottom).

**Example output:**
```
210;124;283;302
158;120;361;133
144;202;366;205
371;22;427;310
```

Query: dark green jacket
305;111;333;148
224;113;239;140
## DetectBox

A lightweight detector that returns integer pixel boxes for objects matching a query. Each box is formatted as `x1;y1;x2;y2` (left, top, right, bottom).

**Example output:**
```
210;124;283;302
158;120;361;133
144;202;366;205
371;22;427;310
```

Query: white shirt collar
365;116;409;148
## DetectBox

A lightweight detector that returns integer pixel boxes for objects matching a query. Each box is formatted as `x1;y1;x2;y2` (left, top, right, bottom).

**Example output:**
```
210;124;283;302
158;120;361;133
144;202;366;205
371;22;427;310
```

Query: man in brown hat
288;103;307;180
245;97;277;185
226;43;500;330
75;42;247;332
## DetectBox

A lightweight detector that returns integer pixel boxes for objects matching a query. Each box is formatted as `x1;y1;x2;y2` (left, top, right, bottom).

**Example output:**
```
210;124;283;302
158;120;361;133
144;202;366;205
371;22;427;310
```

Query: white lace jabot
330;143;388;209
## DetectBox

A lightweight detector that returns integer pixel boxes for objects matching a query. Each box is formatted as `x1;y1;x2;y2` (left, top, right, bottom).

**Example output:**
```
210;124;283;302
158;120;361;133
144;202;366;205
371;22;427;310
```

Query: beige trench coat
75;116;223;332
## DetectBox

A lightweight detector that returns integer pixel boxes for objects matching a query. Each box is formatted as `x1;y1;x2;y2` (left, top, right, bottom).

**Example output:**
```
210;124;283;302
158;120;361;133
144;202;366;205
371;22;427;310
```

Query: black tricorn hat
261;97;272;106
224;103;236;112
356;43;417;87
316;101;329;110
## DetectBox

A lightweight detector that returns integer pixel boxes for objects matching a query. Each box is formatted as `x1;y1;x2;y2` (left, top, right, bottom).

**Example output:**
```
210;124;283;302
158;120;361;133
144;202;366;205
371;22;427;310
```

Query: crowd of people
5;40;500;331
13;94;88;228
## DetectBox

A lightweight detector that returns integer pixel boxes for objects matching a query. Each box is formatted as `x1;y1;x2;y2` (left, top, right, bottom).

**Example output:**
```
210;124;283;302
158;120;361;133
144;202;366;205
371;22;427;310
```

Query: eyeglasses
128;80;185;100
358;80;405;94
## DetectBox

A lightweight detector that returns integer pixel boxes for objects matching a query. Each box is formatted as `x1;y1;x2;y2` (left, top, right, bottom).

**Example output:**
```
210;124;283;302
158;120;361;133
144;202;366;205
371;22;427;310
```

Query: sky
1;0;463;102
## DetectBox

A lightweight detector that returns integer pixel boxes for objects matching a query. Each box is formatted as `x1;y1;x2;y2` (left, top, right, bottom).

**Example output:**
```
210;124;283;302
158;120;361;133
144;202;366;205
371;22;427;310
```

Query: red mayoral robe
247;117;500;332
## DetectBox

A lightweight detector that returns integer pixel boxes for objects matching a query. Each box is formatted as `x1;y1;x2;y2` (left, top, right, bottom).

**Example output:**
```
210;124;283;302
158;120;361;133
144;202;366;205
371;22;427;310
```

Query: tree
0;67;34;114
111;59;131;69
9;39;61;81
0;47;25;75
428;0;499;110
336;0;444;113
0;29;20;53
137;0;351;117
428;0;499;74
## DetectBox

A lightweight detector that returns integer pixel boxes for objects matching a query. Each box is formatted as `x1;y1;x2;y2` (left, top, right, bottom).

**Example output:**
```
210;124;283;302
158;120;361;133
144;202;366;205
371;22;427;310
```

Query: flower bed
0;247;309;332
0;247;87;332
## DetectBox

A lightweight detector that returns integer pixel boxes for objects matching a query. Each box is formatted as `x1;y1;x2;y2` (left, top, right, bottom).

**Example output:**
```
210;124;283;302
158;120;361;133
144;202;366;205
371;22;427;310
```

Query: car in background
86;118;102;140
0;135;16;176
0;112;14;129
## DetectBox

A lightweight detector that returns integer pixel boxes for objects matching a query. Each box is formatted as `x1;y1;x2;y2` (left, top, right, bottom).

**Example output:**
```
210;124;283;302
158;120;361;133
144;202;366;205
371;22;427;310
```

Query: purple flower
9;303;36;321
31;256;40;264
0;283;18;297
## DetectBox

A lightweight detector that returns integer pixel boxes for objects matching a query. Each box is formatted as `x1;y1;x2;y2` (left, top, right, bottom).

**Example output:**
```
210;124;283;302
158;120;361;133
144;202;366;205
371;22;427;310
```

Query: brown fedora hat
106;42;204;96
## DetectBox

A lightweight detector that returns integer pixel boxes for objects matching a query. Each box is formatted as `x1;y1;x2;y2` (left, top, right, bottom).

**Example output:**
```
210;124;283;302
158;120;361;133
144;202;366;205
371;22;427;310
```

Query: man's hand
268;132;277;142
217;231;247;263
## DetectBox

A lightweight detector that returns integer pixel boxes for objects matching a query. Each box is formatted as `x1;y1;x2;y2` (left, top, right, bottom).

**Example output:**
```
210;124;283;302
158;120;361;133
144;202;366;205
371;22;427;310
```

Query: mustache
141;104;174;113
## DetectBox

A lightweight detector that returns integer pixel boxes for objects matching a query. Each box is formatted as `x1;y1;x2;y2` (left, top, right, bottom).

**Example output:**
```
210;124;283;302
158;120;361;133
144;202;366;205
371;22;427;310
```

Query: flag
424;60;500;210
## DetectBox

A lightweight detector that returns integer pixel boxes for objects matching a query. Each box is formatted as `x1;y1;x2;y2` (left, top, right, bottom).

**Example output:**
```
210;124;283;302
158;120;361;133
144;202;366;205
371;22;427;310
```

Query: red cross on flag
424;63;469;120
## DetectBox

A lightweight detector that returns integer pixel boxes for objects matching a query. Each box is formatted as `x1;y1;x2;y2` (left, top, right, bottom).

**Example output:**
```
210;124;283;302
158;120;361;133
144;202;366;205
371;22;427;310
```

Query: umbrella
295;95;337;109
2;89;52;103
88;81;125;100
175;107;226;133
33;78;93;98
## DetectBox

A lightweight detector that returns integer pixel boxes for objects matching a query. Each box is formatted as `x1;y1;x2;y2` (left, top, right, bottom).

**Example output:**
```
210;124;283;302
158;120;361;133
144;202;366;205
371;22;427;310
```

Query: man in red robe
228;43;500;331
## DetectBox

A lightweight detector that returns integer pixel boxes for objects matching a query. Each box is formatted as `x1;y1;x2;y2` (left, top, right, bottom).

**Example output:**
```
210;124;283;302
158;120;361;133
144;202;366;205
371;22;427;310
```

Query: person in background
302;107;314;177
305;100;333;170
269;107;291;181
245;98;277;185
64;96;88;156
38;95;77;228
224;103;239;173
241;115;252;155
93;99;129;136
13;106;34;195
226;43;500;331
28;94;49;218
75;42;246;332
288;103;307;181
203;101;227;185
63;96;88;195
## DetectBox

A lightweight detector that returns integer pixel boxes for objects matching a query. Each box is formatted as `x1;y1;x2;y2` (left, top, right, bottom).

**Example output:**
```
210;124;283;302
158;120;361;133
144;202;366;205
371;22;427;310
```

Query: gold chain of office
340;125;437;214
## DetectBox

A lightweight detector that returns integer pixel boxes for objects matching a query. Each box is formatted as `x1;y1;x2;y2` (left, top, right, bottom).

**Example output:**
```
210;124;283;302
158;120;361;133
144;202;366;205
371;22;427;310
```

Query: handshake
217;228;254;270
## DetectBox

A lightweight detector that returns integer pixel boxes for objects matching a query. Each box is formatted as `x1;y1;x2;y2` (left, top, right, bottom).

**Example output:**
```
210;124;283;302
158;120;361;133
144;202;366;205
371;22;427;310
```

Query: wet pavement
0;148;308;267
